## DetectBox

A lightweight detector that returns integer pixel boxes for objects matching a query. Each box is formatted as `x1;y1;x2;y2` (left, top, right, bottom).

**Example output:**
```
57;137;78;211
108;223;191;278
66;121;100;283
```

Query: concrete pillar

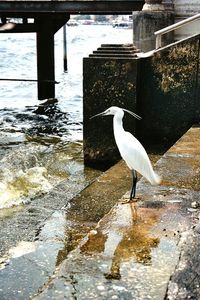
36;18;55;100
133;0;174;52
63;24;68;72
174;0;200;40
36;15;69;100
83;44;139;167
143;0;164;11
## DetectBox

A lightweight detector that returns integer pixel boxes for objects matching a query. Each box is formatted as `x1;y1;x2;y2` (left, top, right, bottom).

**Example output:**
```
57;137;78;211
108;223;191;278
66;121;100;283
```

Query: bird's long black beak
90;111;106;119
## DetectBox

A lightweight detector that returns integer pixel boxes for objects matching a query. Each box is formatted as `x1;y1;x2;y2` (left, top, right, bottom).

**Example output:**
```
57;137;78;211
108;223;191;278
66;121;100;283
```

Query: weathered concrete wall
162;0;174;11
132;11;174;51
165;0;200;40
134;0;200;45
83;46;139;167
30;126;200;300
83;35;200;165
174;0;200;41
174;0;200;17
137;34;200;148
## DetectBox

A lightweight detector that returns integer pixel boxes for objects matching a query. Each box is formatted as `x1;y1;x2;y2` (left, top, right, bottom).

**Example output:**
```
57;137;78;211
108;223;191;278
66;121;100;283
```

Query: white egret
91;106;161;200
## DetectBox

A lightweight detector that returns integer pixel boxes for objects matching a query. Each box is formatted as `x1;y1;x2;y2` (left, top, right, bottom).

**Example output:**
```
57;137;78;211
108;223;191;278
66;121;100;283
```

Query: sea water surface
0;24;132;209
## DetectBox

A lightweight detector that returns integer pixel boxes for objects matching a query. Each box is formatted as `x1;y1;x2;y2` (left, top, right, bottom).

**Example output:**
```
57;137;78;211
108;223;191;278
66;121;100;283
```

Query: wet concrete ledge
34;125;200;300
0;126;200;300
0;160;132;299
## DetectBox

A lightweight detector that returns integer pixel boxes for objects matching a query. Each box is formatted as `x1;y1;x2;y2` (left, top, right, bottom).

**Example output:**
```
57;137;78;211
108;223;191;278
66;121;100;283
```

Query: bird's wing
117;131;154;177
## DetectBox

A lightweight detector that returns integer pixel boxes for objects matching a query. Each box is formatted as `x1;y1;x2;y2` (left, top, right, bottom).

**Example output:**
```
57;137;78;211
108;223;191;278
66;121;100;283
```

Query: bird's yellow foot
119;195;141;204
104;272;121;280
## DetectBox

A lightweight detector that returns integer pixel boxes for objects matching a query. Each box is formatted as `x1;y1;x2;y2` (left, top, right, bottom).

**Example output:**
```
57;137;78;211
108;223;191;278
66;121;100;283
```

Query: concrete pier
133;0;174;51
83;32;200;165
36;18;56;99
83;44;140;167
132;10;174;51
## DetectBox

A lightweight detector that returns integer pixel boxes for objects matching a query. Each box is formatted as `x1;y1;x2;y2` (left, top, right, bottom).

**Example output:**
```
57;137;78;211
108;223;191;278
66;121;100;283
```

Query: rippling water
0;25;132;209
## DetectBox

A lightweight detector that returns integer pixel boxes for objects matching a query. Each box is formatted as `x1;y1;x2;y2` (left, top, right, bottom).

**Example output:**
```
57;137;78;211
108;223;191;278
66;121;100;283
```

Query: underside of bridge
0;1;144;15
0;0;144;99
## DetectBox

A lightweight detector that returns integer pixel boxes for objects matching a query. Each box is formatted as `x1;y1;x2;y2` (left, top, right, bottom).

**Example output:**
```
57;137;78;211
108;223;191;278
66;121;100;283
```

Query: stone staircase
88;44;141;58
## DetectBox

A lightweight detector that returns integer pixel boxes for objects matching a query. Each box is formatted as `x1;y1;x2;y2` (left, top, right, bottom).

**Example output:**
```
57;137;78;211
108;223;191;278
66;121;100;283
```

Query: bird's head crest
90;106;141;120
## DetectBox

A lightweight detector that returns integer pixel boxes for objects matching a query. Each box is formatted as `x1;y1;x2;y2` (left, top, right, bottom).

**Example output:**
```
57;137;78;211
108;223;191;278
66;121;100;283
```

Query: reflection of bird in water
80;203;160;280
91;106;161;200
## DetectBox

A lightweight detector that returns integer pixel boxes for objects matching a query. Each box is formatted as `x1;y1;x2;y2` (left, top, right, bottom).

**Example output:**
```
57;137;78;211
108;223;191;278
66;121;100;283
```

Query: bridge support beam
35;15;69;100
0;14;69;100
36;18;55;100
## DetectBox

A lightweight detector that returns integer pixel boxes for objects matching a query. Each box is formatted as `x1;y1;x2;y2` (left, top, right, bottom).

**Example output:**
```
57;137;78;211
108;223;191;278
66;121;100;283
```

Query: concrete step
0;161;134;300
0;126;199;300
89;43;140;58
32;126;200;300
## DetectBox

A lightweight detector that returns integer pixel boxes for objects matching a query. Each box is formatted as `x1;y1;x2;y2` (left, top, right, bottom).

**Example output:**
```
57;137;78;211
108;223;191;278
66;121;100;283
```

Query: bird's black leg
130;170;137;200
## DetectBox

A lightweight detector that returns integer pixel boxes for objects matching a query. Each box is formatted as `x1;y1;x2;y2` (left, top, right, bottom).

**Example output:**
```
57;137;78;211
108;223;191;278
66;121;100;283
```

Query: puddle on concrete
34;196;193;300
79;203;180;281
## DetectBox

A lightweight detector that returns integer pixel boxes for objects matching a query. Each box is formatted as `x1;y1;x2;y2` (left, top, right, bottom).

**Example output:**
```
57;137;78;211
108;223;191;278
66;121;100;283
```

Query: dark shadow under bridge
0;0;144;99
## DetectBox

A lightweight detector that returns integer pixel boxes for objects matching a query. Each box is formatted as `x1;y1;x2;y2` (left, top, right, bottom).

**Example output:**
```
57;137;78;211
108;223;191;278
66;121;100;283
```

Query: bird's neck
113;113;124;140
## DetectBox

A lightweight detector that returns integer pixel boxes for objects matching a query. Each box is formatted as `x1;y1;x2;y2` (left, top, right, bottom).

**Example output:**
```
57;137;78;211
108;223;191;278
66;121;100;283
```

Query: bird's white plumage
115;130;160;185
113;108;161;185
92;106;161;186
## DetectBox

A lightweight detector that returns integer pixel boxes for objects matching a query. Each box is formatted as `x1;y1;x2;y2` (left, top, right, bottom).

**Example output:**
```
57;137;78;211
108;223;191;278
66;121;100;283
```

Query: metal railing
154;13;200;49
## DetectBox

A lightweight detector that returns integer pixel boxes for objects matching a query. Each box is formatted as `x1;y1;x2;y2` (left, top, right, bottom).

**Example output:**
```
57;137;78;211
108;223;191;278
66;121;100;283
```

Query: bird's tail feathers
149;171;162;185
